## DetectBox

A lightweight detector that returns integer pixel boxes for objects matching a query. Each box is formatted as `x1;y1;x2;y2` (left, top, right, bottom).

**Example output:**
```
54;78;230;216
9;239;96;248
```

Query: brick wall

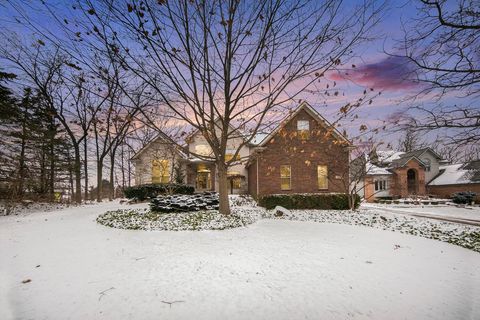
364;175;394;202
427;183;480;203
254;109;349;196
390;159;426;197
248;159;258;198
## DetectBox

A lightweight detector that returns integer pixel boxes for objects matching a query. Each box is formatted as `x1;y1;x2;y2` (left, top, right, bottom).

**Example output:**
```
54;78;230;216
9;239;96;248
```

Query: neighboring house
353;148;445;202
131;102;352;197
427;160;480;202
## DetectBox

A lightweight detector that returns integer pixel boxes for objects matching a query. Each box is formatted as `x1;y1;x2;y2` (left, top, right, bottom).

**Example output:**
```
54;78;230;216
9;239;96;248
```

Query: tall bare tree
76;0;384;214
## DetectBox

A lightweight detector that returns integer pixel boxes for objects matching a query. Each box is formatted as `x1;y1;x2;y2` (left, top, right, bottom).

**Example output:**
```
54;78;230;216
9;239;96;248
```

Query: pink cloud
328;56;421;91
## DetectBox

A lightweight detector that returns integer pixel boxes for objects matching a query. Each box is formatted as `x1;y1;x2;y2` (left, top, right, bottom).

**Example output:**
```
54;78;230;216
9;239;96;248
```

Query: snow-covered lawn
1;201;480;320
363;203;480;222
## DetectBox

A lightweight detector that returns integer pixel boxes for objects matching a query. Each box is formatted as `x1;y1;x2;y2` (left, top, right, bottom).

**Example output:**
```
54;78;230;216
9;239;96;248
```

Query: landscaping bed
96;195;480;252
97;207;263;231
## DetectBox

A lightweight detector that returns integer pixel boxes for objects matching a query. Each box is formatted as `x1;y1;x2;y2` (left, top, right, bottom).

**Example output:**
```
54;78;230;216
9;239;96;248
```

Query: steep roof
390;156;427;168
375;150;404;164
400;147;443;160
366;163;392;175
256;101;351;147
130;131;187;160
373;148;443;166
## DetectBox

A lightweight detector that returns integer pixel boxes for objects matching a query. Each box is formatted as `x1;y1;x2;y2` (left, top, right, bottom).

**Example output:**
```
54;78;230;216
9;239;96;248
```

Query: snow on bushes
150;192;219;213
452;191;477;204
96;207;264;231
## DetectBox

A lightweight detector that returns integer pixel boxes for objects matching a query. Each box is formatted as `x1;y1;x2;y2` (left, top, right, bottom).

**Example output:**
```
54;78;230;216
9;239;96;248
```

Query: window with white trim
374;179;387;191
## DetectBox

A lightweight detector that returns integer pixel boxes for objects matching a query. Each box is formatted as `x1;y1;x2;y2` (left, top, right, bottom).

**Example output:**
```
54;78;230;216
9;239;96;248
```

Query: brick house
354;148;444;202
131;102;352;197
427;160;480;203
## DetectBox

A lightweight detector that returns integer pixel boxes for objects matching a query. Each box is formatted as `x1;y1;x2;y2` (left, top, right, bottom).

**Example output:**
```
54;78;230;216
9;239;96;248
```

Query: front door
407;169;417;195
196;164;212;191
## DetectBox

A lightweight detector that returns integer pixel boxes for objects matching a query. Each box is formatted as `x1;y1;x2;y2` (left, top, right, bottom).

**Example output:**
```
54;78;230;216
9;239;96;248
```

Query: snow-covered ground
1;201;480;320
363;203;480;222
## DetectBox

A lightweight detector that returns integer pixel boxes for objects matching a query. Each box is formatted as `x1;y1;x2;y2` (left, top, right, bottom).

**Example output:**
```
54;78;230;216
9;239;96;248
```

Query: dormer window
297;120;310;140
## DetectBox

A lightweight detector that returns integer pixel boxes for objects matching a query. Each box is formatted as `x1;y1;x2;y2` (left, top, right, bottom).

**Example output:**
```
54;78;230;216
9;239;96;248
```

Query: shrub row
452;191;477;204
123;183;194;200
258;193;359;210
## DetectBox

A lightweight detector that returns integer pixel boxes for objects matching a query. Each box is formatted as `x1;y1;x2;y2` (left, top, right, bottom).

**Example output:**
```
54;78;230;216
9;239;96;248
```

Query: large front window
280;165;291;190
152;159;170;183
317;165;328;189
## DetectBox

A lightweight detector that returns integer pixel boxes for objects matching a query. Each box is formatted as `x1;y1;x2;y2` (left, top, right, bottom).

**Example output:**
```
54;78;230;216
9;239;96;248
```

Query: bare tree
76;0;384;214
397;126;423;152
394;0;479;154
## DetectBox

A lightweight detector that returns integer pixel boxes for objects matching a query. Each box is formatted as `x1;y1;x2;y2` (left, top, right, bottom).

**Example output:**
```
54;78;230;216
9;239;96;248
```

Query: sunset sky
0;0;471;148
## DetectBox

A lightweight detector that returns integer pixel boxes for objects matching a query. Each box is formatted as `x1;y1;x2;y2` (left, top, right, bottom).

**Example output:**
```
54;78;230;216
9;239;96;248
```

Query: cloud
328;56;420;91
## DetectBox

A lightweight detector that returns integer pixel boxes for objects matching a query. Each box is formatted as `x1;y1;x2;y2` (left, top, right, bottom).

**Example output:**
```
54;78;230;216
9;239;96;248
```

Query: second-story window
297;120;310;140
195;144;211;156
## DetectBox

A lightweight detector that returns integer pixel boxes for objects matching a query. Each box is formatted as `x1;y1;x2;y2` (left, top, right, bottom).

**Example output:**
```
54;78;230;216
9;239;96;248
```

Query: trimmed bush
451;191;477;204
150;192;219;213
258;193;360;210
123;183;194;200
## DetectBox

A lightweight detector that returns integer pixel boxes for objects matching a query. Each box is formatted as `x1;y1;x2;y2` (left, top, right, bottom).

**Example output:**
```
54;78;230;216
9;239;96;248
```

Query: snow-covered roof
250;133;269;146
366;163;392;175
375;150;404;164
428;163;480;186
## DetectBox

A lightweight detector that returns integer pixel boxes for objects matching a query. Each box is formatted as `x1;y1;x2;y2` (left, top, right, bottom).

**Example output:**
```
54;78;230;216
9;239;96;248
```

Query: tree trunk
73;145;82;203
216;162;231;215
68;154;74;203
49;141;55;202
84;138;88;201
18;129;26;197
121;144;126;189
97;160;103;202
109;152;115;200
